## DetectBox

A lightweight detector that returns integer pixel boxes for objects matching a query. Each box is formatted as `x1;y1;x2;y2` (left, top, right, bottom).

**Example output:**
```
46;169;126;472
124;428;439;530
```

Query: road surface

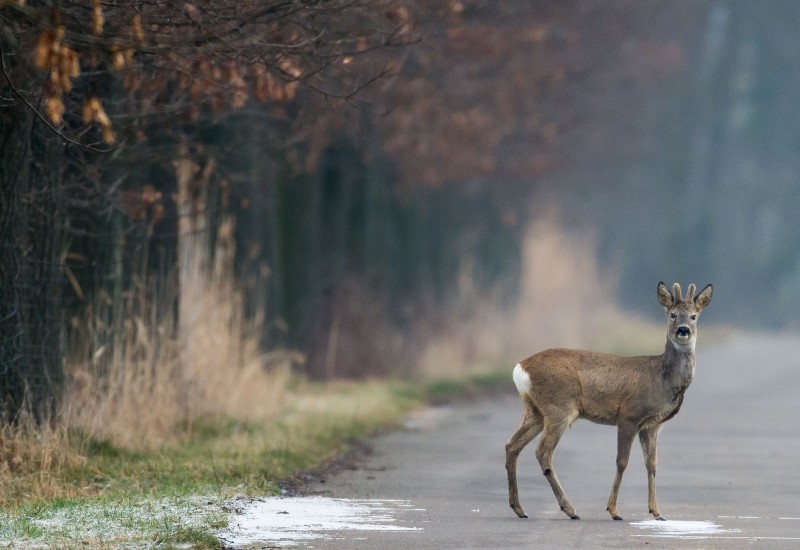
230;335;800;548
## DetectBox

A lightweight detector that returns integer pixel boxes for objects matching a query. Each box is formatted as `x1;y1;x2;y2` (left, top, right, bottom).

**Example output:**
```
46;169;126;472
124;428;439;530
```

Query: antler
672;283;683;302
686;283;697;302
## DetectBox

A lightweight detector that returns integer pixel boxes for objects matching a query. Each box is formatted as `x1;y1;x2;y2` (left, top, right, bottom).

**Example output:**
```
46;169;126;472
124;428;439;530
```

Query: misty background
2;0;799;421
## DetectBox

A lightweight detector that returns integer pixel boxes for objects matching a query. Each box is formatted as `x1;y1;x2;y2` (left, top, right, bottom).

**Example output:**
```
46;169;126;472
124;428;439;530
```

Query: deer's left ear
694;284;713;311
657;281;674;308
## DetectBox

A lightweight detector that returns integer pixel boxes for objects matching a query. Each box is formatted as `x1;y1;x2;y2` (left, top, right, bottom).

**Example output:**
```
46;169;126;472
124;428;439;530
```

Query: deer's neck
661;340;695;389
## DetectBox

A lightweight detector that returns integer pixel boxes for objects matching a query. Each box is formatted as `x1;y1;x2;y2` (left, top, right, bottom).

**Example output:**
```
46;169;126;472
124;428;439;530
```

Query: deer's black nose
676;326;691;338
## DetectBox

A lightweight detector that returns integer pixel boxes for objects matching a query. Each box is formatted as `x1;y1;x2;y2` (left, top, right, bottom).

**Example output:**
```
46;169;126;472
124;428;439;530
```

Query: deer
505;281;713;522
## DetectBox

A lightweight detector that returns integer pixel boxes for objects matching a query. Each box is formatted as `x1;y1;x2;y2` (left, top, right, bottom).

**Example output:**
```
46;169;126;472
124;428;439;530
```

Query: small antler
686;283;697;302
672;283;683;302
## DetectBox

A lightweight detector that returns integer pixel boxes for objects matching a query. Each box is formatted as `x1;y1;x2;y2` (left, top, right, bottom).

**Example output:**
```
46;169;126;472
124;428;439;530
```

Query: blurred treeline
2;1;799;421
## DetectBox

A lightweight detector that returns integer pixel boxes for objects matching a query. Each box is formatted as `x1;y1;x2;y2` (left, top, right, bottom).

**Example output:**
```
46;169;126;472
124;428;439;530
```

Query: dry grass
60;219;297;451
0;212;422;515
0;217;305;507
0;416;86;504
415;215;665;377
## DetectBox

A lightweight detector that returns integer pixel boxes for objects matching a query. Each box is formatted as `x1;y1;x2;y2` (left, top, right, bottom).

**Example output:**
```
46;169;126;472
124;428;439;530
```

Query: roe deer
505;281;713;521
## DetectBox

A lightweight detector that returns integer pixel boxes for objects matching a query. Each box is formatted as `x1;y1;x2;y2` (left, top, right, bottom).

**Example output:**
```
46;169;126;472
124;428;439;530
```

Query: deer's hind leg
505;396;543;518
536;411;580;519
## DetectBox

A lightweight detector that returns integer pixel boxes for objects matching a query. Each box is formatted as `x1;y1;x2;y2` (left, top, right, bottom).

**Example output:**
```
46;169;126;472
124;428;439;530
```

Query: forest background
2;0;798;457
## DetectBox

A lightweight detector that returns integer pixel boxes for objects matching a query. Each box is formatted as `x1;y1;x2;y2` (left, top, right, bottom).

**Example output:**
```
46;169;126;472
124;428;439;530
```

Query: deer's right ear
657;281;674;308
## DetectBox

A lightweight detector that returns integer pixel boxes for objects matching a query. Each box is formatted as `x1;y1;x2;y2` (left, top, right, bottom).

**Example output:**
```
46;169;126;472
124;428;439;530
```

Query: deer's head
657;281;713;351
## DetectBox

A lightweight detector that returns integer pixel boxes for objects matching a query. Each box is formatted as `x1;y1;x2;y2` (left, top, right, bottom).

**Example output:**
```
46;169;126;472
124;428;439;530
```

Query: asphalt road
297;335;800;548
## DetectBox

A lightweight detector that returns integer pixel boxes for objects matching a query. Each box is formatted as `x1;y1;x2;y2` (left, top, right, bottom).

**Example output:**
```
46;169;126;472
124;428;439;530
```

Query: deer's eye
691;314;697;320
670;313;676;320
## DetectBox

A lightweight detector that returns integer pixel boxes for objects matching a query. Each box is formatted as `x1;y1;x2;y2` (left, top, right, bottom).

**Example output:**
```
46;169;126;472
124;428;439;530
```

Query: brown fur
505;281;713;521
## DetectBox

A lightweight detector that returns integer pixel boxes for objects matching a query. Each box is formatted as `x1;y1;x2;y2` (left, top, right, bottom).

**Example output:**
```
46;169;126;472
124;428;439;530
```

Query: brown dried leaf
232;89;247;109
67;49;80;78
253;66;270;102
45;94;64;125
282;81;297;101
92;99;111;127
141;184;162;206
227;64;247;108
82;96;100;124
278;58;302;79
81;102;92;125
132;14;145;46
385;4;411;26
34;31;53;70
92;0;104;36
101;126;116;145
111;48;126;70
58;48;79;91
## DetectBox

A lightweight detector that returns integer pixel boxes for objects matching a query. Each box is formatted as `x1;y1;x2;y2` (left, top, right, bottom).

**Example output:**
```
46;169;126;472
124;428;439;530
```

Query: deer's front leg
607;423;637;520
639;425;666;520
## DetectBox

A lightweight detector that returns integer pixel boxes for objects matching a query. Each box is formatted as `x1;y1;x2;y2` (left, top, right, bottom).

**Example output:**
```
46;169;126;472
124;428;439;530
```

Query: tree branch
0;41;116;152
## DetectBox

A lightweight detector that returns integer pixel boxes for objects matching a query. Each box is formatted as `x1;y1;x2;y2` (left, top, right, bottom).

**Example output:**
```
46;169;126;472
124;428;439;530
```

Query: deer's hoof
612;515;623;521
655;516;667;521
569;514;580;520
519;513;528;519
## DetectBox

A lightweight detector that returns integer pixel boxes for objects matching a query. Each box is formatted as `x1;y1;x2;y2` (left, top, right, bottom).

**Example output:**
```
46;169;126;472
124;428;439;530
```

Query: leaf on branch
111;47;130;71
82;96;116;144
132;14;145;46
34;31;54;70
45;94;64;125
183;2;202;24
58;47;79;91
226;64;247;109
92;0;105;36
101;126;116;145
119;184;164;225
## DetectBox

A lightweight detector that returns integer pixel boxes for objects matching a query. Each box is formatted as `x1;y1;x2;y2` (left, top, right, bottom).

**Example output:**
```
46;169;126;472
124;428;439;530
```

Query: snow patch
218;496;424;548
631;519;740;539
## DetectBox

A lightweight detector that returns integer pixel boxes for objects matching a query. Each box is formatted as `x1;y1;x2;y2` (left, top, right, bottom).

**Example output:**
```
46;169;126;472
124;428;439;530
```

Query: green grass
405;368;512;404
0;494;226;548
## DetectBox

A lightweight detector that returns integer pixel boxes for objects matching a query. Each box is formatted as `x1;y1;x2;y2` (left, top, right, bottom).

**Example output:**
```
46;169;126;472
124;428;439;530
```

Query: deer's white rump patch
512;363;531;395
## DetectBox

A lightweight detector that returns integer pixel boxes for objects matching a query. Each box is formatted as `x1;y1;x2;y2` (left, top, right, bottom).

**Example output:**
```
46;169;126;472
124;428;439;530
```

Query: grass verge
0;378;440;548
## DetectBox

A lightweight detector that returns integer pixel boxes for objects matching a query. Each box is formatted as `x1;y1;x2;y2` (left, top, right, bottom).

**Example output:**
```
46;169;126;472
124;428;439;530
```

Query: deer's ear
657;281;673;308
694;284;713;311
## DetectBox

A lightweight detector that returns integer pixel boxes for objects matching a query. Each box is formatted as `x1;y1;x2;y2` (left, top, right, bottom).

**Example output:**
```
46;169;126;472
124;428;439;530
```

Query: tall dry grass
62;219;297;450
0;411;86;503
415;215;663;377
